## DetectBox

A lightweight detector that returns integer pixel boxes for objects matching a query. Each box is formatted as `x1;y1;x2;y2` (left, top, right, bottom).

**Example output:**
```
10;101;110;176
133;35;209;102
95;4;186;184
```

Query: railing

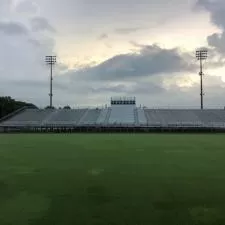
134;108;139;125
77;109;89;125
104;108;111;124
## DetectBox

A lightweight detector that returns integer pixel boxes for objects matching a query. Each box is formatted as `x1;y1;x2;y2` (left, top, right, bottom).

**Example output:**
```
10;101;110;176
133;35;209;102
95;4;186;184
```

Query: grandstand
1;96;225;132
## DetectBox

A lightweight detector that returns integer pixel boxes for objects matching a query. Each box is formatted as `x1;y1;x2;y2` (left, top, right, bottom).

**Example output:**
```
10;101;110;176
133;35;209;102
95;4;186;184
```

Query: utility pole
45;56;56;108
196;49;207;110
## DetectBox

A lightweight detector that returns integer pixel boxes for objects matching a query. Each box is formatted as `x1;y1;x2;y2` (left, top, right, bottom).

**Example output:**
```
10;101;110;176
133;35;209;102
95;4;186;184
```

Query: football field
0;134;225;225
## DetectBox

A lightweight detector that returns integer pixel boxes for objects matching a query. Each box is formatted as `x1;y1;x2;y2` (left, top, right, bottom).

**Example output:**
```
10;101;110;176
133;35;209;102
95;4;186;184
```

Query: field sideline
1;134;225;225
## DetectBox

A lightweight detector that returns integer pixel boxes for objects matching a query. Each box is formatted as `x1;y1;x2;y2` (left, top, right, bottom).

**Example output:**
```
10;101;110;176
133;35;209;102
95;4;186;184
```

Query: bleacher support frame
1;124;225;133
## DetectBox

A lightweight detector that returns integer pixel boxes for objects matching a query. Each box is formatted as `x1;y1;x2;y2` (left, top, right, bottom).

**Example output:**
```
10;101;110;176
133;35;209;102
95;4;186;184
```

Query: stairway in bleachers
96;108;109;124
108;105;135;124
104;108;111;124
134;108;139;125
137;108;148;125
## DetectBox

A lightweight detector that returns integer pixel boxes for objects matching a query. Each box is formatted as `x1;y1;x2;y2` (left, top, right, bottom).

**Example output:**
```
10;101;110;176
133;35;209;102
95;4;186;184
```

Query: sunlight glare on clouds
162;74;199;90
54;8;219;67
221;75;225;83
55;36;135;68
207;67;225;84
176;75;199;88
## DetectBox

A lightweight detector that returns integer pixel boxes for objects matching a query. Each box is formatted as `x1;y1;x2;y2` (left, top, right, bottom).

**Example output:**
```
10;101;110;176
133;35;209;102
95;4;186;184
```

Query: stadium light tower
45;56;57;108
196;49;207;110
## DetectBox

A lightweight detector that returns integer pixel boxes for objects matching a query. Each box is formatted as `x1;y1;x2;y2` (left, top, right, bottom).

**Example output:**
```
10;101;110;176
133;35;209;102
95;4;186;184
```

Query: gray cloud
2;73;225;109
98;33;108;40
115;27;145;34
207;32;225;53
45;0;192;27
130;82;165;95
11;79;68;91
28;38;41;47
0;0;12;15
70;44;197;81
197;0;225;29
0;8;56;105
97;33;112;49
0;21;28;35
31;17;56;32
15;0;39;14
197;0;225;54
88;82;164;96
129;41;143;48
90;84;127;94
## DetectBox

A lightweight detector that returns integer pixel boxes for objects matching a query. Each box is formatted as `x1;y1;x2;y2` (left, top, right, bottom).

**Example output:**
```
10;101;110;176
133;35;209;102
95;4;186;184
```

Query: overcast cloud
0;21;28;35
197;0;225;54
0;0;225;108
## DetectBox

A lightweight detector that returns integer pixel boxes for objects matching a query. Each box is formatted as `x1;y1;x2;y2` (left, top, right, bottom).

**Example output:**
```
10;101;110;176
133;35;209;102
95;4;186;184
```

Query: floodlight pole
196;50;207;110
45;56;56;108
200;55;204;110
50;62;53;107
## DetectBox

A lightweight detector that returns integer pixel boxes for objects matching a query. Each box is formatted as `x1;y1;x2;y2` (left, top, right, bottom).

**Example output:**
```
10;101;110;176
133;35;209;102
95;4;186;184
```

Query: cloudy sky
0;0;225;108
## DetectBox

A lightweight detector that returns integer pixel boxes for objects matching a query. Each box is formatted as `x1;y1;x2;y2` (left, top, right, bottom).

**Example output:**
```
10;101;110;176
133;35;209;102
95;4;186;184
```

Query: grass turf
0;134;225;225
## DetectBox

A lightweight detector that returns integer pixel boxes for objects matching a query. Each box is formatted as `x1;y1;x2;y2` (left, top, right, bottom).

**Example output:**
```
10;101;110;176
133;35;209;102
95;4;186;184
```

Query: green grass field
1;134;225;225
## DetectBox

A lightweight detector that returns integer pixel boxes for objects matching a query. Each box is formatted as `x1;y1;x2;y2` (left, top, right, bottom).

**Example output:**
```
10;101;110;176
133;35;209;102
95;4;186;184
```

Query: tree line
0;96;74;119
0;96;36;118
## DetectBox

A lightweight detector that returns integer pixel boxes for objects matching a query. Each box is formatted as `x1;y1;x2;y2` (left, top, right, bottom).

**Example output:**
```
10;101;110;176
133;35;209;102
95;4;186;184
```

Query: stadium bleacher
1;97;225;130
1;109;52;126
79;109;101;125
144;109;225;127
144;109;200;124
45;109;87;125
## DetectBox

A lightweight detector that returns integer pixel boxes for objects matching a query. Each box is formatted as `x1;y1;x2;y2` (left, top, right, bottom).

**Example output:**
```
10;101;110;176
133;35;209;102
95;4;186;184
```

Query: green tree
63;106;71;109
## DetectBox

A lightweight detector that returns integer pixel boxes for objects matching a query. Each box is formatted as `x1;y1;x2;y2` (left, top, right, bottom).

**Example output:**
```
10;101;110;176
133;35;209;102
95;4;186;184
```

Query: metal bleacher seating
96;108;110;125
193;110;225;123
44;109;87;125
2;109;52;126
1;101;225;129
79;109;101;125
144;109;225;127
